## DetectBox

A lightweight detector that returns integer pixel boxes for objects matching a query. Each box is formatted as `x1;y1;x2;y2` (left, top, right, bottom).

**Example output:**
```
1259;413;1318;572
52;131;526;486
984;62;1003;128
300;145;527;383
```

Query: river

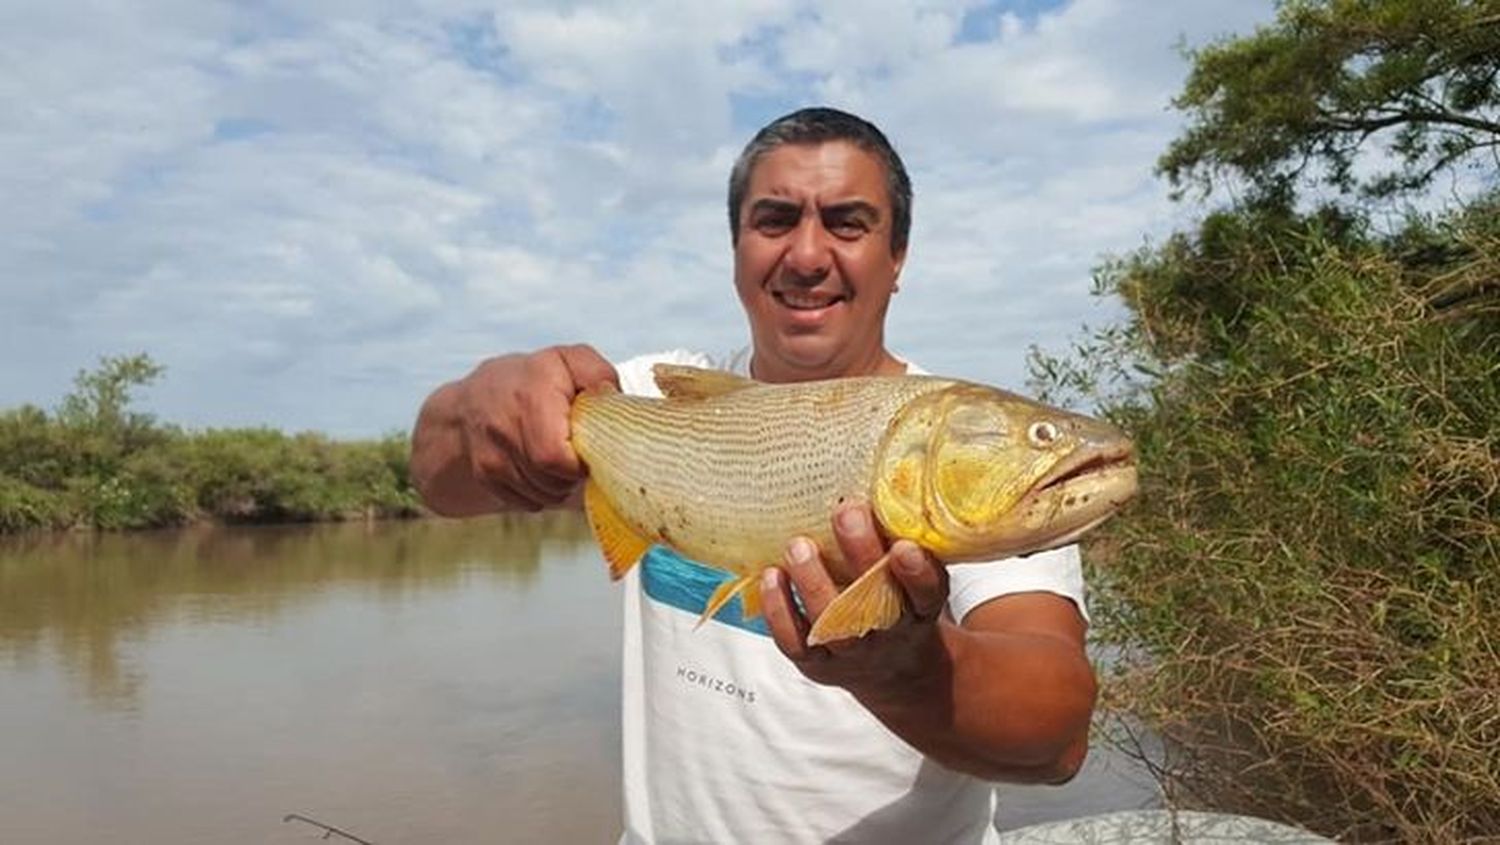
0;516;1160;843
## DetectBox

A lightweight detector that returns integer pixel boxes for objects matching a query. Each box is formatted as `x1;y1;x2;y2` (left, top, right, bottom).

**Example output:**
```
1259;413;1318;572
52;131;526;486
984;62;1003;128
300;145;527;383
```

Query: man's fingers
761;567;811;660
832;501;885;581
518;409;584;494
889;541;948;621
466;411;571;505
491;486;546;512
517;381;586;482
557;344;620;392
510;457;576;505
474;462;549;511
522;345;617;483
445;346;611;514
783;537;840;621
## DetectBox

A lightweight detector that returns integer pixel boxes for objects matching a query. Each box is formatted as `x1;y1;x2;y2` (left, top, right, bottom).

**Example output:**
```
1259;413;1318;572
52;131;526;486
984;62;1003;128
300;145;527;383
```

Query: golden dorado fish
570;365;1136;645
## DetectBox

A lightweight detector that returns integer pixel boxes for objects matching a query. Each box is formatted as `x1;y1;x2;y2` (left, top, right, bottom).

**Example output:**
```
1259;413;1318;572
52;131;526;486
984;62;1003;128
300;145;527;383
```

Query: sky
1;0;1279;438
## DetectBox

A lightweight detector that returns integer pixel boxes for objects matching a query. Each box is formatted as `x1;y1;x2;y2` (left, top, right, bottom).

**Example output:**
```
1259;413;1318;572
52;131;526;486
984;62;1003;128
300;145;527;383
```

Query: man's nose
782;215;831;282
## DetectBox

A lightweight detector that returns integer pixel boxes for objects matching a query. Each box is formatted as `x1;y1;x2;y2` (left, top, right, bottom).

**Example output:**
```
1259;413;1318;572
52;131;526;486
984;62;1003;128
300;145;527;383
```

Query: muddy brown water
0;516;1159;843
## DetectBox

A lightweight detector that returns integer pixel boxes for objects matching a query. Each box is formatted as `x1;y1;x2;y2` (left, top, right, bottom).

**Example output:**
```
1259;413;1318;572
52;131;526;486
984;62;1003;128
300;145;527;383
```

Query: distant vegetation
0;354;422;532
1031;1;1499;841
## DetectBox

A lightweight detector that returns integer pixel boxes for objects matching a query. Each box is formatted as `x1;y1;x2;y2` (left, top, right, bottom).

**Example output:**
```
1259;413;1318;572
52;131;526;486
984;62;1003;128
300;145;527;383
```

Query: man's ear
891;249;908;288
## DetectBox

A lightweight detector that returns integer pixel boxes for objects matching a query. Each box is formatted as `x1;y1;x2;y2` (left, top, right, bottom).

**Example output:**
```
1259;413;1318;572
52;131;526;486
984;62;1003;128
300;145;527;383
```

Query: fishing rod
282;812;377;844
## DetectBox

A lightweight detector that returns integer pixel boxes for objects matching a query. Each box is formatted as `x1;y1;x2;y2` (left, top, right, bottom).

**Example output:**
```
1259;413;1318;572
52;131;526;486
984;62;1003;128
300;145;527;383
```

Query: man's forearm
852;621;1096;783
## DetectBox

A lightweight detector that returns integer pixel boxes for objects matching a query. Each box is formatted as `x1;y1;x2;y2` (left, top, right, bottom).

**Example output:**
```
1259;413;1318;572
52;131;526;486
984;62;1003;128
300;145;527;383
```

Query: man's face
733;141;906;382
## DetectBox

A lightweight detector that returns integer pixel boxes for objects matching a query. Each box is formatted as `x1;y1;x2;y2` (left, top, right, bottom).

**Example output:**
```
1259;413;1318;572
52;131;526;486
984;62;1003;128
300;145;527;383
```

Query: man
410;107;1096;843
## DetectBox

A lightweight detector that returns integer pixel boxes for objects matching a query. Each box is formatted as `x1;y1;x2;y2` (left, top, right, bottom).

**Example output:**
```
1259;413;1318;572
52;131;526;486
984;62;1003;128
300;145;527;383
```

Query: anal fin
697;573;760;628
740;576;764;621
806;555;905;646
584;479;651;580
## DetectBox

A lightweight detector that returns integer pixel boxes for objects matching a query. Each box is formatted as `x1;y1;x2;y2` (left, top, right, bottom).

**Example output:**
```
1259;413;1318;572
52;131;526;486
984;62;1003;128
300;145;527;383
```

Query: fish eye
1028;421;1061;447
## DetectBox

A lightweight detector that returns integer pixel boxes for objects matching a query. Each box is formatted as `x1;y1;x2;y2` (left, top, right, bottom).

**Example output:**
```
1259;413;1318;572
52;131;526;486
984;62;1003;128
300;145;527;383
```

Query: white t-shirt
614;349;1088;845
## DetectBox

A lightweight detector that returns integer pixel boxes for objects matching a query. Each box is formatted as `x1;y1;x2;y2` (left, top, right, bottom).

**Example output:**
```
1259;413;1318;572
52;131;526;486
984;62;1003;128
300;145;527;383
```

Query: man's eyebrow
748;198;801;216
746;198;882;221
821;201;881;220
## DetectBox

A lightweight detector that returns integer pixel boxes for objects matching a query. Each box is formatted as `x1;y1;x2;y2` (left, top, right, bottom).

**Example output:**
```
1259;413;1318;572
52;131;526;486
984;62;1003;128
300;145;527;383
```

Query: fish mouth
983;442;1136;559
1032;444;1134;516
941;445;1137;562
1034;441;1137;500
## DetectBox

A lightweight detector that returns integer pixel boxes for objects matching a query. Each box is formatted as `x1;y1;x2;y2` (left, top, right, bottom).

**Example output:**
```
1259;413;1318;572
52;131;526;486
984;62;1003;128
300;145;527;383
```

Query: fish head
872;383;1137;561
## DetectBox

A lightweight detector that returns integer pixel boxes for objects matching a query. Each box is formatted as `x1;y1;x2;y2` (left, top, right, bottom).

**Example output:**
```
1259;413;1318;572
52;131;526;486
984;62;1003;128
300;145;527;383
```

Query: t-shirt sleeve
614;349;716;398
944;544;1089;625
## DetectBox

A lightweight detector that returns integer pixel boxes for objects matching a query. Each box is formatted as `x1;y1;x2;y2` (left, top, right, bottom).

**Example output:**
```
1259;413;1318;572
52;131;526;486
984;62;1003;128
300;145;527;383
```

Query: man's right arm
409;344;618;516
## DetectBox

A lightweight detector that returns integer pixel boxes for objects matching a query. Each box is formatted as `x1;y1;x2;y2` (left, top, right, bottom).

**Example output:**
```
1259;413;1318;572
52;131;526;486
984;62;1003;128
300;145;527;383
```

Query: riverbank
2;366;424;534
1;354;426;533
0;427;421;533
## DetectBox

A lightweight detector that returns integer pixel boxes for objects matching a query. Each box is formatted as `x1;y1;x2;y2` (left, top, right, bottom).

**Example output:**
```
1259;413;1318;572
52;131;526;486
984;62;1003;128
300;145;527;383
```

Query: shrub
0;475;74;532
1034;200;1499;841
0;358;425;532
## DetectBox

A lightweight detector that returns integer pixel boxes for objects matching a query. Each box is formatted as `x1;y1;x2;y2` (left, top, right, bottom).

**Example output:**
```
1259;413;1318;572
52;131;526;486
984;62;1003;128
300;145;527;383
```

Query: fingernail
836;506;866;535
787;538;815;567
894;543;924;575
762;568;779;591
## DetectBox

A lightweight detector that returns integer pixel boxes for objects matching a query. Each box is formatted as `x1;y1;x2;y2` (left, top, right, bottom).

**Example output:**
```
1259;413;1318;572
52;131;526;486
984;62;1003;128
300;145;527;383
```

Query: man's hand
410;344;617;516
759;500;1097;783
760;501;952;702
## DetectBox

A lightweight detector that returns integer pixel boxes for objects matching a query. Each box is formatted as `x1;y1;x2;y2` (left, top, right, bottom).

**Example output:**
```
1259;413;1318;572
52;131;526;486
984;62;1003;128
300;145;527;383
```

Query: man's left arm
759;502;1097;783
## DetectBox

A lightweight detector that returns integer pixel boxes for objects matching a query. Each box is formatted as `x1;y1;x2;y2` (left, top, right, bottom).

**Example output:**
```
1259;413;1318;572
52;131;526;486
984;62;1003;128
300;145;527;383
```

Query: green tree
1;354;425;532
1161;0;1500;201
56;353;165;443
1027;2;1500;837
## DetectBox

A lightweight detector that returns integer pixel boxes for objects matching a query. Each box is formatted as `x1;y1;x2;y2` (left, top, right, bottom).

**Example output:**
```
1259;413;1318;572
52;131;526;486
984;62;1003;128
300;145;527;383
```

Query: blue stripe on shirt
640;546;771;637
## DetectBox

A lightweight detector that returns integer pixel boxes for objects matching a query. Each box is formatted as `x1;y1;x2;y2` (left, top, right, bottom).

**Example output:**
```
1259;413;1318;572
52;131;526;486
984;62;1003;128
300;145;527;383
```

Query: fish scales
570;364;1138;644
572;376;953;575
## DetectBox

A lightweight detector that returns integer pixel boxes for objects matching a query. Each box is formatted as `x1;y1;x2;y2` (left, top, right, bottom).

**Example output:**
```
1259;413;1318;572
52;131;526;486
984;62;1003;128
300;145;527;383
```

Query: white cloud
1;0;1279;435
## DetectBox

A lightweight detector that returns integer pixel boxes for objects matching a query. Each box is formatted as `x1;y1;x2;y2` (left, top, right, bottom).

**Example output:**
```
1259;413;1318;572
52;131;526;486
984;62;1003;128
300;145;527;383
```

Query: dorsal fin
652;364;758;400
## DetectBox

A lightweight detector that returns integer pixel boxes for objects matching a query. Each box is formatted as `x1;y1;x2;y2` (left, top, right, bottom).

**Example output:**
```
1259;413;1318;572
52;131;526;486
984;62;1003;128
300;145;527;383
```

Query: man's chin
762;337;845;380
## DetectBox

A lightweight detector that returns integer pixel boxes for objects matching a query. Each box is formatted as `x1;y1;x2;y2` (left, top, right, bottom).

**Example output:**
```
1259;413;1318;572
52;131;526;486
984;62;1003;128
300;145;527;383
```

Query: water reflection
0;514;623;845
0;516;1160;843
0;513;596;710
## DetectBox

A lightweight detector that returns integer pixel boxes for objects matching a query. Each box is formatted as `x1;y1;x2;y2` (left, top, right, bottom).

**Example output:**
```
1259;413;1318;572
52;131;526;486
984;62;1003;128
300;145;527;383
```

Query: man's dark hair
727;107;913;256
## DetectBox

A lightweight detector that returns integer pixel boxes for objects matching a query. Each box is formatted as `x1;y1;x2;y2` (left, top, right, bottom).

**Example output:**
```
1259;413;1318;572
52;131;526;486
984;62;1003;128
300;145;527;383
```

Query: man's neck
750;348;907;383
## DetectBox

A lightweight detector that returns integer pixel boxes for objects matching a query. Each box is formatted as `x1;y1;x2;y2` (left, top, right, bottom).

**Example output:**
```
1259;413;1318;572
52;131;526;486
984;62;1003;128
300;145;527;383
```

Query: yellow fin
807;555;905;646
652;364;757;400
584;479;651;580
740;576;764;621
696;573;760;628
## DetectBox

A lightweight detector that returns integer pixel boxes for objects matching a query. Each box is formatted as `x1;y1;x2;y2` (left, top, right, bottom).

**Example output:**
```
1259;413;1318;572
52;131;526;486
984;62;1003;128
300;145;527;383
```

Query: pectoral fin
584;479;651;580
806;555;905;646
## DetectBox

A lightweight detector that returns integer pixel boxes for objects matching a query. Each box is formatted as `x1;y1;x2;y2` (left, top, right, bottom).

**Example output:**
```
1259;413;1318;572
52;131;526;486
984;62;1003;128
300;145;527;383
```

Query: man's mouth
773;290;846;311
